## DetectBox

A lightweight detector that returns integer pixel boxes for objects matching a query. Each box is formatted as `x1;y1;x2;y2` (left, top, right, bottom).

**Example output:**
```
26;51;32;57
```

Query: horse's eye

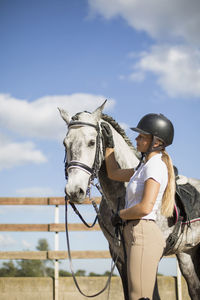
88;140;95;147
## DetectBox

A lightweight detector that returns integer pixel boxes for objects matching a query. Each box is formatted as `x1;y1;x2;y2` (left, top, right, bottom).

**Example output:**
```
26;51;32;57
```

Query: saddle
164;170;200;255
175;176;200;224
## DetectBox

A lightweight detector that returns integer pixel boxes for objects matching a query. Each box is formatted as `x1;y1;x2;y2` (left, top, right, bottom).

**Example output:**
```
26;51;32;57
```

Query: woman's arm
101;122;134;182
119;178;160;219
105;148;134;182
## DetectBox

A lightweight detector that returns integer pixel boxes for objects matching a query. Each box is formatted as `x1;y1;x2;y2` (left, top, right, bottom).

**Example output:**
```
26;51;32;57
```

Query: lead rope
69;180;98;228
65;195;120;298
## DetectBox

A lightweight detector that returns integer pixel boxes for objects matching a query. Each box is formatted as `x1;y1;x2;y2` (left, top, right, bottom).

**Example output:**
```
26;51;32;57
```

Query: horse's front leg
176;250;200;300
152;277;161;300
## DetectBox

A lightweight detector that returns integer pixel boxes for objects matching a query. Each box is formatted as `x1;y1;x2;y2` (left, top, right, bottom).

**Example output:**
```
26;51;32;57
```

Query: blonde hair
161;150;175;217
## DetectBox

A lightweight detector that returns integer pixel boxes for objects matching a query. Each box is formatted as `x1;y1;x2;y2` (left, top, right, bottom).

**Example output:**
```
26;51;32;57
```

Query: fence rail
0;250;111;260
0;197;110;300
0;223;101;231
0;197;101;205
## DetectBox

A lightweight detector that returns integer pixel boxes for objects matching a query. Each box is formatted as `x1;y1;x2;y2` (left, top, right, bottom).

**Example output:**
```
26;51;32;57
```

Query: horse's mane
102;113;140;158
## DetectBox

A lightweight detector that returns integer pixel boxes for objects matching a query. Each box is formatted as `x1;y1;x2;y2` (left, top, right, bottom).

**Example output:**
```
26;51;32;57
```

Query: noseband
65;121;101;181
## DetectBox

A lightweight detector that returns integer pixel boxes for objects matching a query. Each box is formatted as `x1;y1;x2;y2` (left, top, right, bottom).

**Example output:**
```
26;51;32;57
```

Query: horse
58;101;200;300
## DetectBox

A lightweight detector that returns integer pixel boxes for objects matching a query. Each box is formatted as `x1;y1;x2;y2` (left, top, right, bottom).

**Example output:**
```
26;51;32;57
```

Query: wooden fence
0;197;183;300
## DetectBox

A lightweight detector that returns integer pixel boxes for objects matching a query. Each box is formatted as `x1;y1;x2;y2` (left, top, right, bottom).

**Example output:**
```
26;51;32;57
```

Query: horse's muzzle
65;185;85;203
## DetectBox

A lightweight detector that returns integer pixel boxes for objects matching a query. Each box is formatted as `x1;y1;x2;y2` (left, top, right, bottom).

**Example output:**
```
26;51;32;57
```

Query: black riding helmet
131;113;174;147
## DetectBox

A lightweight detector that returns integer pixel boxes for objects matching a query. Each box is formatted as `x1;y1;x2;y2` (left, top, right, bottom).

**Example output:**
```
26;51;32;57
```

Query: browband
68;121;98;130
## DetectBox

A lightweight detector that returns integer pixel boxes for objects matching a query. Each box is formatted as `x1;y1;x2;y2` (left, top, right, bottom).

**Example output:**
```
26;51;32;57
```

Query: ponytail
161;150;175;217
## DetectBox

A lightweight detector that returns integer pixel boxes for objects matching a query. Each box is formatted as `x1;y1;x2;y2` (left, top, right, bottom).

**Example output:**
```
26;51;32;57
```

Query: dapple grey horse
59;101;200;299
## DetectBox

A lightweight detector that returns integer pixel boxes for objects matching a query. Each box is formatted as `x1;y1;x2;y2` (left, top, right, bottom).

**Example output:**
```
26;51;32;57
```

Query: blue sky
0;0;200;276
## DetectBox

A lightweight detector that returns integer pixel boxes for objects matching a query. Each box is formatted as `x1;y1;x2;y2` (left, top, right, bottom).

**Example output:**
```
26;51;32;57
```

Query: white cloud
88;0;200;45
0;93;114;170
129;71;145;82
0;134;47;171
0;234;16;248
16;186;54;197
22;240;32;249
0;93;115;140
130;45;200;98
88;1;200;99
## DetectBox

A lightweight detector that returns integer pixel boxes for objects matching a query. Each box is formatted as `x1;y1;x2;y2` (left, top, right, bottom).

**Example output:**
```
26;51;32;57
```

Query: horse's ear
58;107;71;125
92;99;107;121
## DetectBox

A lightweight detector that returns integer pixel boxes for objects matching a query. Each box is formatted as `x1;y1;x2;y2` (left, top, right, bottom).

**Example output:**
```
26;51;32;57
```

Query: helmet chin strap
136;136;165;170
135;152;145;170
146;136;166;154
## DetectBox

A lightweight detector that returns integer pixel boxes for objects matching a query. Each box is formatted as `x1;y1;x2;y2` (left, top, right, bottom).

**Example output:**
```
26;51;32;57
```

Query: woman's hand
111;211;123;227
101;122;115;148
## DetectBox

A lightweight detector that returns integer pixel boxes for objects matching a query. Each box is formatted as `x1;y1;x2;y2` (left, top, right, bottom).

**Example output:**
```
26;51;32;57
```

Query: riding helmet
131;113;174;146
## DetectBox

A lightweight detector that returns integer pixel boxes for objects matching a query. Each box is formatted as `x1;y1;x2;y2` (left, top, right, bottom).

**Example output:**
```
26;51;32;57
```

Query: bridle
64;121;102;181
64;119;121;298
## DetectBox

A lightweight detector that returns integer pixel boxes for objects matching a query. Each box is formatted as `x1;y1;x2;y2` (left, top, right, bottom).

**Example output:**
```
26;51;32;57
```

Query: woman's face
135;133;152;153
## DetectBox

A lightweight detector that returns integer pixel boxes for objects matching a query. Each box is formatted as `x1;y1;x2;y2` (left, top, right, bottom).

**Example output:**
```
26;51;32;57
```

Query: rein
64;120;120;298
65;197;120;298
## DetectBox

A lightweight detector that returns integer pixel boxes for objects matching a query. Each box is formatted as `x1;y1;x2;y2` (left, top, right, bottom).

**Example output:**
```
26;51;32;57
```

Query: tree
103;271;117;277
75;269;86;276
36;239;50;251
36;238;53;276
16;238;53;277
89;272;101;277
16;259;44;277
0;239;110;278
0;261;18;277
59;269;72;277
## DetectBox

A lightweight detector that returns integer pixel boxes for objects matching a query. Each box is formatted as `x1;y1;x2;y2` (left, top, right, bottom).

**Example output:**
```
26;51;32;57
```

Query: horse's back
188;177;200;193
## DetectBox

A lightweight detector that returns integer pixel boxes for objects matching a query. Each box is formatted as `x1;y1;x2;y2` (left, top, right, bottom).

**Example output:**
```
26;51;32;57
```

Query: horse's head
58;101;107;203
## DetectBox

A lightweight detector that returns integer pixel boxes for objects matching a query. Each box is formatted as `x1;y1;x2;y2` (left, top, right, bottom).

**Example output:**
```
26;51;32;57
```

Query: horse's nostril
65;185;85;202
79;188;84;196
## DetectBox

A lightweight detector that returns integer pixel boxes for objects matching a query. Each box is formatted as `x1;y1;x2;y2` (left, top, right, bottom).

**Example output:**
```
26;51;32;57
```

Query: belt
124;219;155;225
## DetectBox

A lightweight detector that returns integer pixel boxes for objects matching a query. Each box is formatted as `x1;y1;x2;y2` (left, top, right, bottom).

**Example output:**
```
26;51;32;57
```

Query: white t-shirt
125;153;168;221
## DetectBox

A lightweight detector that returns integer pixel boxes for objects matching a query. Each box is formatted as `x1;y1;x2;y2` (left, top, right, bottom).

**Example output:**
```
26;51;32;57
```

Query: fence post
176;259;182;300
54;204;59;300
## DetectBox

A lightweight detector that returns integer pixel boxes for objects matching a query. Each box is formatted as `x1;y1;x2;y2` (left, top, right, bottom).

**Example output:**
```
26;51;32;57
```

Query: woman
101;113;175;300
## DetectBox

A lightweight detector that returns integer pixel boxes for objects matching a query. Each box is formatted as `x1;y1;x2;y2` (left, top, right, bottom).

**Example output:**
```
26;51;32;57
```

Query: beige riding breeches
123;219;166;300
